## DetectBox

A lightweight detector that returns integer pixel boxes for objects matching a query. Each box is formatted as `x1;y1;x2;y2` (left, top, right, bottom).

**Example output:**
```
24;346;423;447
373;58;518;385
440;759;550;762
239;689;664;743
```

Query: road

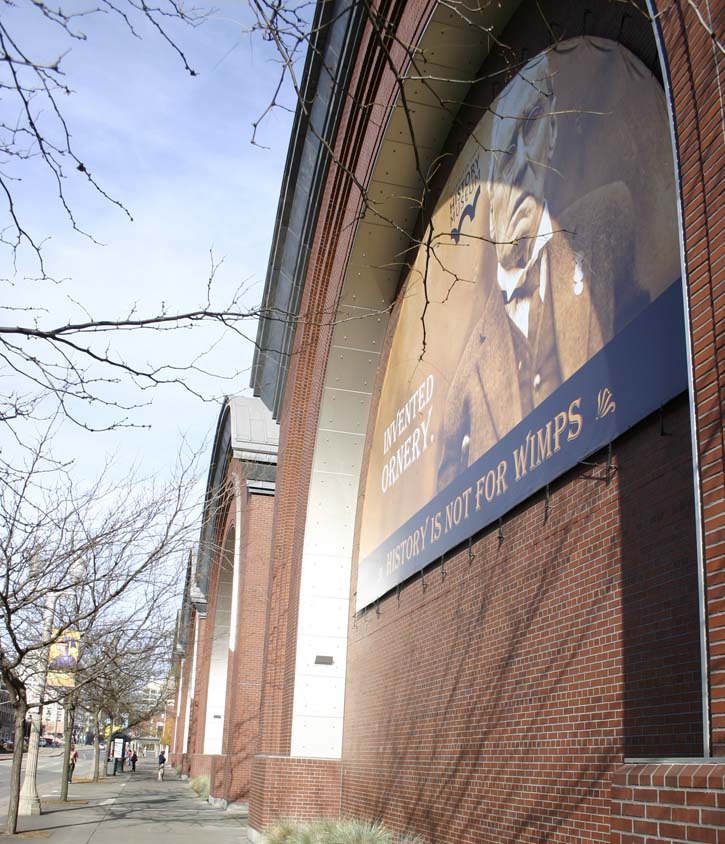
0;746;96;811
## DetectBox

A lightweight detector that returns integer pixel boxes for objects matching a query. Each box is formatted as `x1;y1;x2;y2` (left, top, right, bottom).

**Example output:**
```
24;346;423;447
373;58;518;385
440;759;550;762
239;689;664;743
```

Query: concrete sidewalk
2;758;247;844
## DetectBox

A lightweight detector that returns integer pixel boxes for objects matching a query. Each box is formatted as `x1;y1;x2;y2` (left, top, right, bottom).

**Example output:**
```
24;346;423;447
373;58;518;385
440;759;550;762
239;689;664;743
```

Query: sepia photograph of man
357;37;681;578
436;49;653;488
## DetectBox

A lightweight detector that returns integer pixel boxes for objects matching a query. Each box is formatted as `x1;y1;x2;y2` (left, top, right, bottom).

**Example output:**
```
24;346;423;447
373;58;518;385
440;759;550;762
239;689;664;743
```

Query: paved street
0;747;95;811
0;754;247;844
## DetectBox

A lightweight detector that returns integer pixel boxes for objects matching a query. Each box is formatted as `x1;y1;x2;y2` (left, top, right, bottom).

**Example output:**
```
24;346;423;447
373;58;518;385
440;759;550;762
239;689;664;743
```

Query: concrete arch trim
286;0;522;760
203;523;236;756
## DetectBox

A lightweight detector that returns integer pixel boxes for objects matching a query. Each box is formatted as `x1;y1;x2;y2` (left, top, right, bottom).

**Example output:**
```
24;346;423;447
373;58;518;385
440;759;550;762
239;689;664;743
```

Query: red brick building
179;1;725;842
170;396;278;811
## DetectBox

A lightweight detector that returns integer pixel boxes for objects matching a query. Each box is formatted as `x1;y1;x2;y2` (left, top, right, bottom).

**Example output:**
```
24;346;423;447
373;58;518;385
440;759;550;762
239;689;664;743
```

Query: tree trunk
59;699;75;801
5;702;28;835
92;710;101;782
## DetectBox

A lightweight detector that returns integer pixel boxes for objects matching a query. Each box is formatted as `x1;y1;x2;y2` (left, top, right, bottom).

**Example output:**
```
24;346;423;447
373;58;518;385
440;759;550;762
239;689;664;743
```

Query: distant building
170;396;278;809
0;683;12;743
140;679;165;712
42;700;64;739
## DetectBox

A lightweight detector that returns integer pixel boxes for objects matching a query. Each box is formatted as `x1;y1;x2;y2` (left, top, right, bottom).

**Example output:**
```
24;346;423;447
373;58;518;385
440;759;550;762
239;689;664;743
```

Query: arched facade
161;1;725;841
245;0;725;842
169;396;278;810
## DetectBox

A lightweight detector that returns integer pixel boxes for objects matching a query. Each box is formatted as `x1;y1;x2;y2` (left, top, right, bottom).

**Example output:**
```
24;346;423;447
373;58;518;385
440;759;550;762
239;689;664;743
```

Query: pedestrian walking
158;750;166;781
131;751;138;772
68;746;79;782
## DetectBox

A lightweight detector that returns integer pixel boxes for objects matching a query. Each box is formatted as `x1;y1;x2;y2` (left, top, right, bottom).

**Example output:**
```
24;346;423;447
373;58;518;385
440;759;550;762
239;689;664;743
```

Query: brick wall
602;5;725;839
218;484;274;805
619;403;702;757
341;399;699;844
652;0;725;756
612;764;725;844
179;456;276;807
210;754;226;799
245;0;725;840
249;756;342;829
189;753;213;780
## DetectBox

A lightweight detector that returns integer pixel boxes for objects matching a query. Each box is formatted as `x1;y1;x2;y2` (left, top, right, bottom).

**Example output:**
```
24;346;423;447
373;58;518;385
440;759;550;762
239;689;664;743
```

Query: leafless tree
0;0;558;440
0;0;205;266
0;429;198;833
76;618;175;784
0;0;511;440
2;0;723;443
0;0;293;439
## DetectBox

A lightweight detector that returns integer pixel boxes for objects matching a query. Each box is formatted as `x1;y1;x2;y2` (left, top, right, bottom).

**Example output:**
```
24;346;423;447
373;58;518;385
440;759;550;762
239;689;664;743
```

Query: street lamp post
18;593;57;816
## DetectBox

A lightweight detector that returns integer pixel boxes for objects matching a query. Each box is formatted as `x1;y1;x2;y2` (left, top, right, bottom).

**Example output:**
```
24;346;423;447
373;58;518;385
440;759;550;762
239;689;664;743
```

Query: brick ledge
615;760;725;789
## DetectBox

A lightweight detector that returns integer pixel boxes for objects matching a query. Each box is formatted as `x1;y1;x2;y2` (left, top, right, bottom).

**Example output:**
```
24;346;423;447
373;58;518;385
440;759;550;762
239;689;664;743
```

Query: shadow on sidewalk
9;763;247;840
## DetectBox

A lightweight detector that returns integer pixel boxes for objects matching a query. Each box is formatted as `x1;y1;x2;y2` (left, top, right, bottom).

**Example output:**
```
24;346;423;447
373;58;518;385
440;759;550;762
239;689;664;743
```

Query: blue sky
1;1;296;482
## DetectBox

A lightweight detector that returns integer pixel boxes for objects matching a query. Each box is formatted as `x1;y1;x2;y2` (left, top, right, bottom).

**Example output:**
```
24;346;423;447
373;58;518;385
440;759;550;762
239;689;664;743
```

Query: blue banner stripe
356;281;687;611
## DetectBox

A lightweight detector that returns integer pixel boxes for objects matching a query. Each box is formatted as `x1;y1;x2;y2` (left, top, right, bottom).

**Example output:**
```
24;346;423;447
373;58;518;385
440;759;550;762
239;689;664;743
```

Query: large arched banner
355;37;686;611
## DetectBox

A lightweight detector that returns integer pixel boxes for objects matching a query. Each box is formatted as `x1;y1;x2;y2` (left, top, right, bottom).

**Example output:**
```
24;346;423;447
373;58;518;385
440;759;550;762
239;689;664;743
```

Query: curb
0;750;64;762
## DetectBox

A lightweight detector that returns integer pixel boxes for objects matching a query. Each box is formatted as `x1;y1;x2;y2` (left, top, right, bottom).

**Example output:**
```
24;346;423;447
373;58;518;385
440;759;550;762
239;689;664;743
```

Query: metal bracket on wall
396;584;401;607
468;536;475;565
421;567;428;592
580;442;615;483
440;555;447;582
544;484;551;522
498;517;505;547
604;442;614;483
660;405;672;437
